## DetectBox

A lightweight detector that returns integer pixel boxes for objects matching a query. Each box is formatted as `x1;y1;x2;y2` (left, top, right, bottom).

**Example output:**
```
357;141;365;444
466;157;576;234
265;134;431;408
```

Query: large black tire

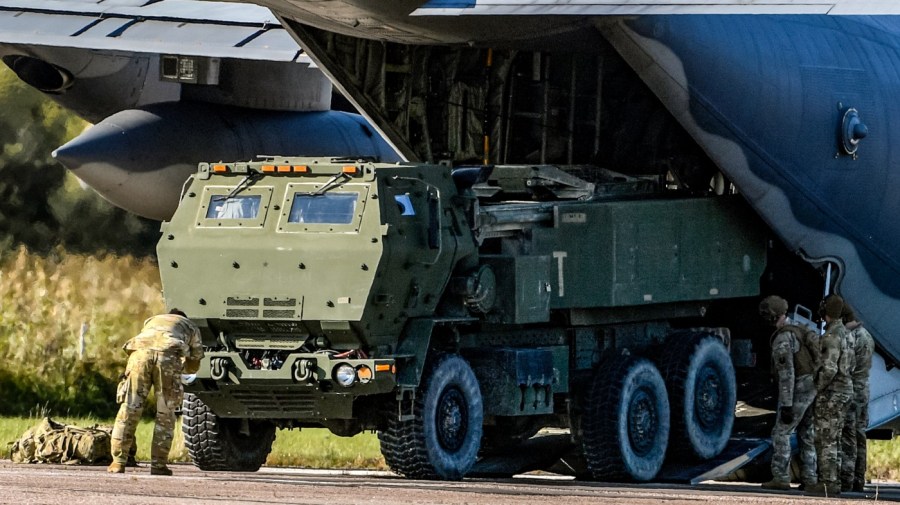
582;354;670;482
661;332;736;461
182;392;276;471
378;353;483;480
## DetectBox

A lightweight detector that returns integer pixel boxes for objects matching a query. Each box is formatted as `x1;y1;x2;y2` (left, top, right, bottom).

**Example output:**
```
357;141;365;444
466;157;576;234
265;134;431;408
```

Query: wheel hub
694;364;722;431
627;386;658;456
436;386;468;452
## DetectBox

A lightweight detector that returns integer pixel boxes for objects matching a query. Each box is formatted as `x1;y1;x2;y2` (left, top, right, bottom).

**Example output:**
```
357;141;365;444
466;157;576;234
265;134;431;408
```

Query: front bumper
184;351;396;419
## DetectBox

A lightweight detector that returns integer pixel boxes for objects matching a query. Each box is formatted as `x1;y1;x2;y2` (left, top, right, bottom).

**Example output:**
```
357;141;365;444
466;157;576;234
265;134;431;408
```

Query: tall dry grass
0;246;164;416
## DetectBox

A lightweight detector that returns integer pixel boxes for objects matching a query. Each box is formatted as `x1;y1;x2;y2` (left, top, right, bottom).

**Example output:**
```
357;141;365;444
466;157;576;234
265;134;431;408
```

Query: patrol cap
824;295;844;319
759;295;788;322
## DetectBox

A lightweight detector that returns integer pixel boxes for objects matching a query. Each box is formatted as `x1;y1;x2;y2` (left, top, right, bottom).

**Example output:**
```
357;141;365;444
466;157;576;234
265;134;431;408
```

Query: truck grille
225;309;258;318
227;297;260;306
230;390;317;415
223;297;299;319
264;298;297;307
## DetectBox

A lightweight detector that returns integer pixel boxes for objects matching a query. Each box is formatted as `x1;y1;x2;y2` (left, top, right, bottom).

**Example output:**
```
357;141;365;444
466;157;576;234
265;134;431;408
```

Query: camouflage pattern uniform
812;311;854;494
840;321;874;491
108;313;203;474
768;319;820;486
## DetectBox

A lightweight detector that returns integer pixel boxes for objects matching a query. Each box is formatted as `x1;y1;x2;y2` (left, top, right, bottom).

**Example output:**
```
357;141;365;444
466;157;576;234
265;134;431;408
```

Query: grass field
1;416;386;470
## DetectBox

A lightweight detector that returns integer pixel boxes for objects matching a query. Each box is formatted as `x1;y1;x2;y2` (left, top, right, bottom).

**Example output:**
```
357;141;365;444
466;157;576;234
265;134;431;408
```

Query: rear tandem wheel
661;332;736;461
582;354;670;482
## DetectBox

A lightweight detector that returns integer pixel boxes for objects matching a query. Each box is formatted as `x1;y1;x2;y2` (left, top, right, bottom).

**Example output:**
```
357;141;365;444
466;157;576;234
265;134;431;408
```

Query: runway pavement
0;460;893;504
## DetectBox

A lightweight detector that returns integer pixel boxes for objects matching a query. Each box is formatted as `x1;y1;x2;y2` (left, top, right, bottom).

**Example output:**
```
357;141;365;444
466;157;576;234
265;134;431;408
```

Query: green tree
0;66;157;255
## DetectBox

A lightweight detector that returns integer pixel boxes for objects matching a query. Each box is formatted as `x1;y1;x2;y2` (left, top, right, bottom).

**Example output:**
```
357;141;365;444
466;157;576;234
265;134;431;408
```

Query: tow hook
210;357;230;381
293;358;315;382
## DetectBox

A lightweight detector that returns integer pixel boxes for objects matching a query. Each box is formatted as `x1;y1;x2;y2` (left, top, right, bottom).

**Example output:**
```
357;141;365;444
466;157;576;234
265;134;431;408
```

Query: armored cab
159;157;768;481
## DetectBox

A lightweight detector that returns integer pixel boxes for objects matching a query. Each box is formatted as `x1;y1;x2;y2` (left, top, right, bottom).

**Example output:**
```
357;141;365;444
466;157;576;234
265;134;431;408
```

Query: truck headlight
333;363;356;387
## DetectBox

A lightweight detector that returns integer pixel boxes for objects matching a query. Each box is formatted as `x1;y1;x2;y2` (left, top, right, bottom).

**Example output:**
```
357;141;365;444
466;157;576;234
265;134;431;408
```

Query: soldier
806;295;854;497
107;309;204;476
759;295;819;491
840;304;874;492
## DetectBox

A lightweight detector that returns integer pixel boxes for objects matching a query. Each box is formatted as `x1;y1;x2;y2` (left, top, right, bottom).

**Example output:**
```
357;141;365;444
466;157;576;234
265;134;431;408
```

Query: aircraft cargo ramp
471;398;777;484
470;432;770;484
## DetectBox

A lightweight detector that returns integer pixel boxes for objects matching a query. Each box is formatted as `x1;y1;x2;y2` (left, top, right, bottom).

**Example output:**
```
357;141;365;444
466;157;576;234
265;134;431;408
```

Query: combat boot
107;462;125;474
150;465;173;476
805;482;840;497
761;479;791;490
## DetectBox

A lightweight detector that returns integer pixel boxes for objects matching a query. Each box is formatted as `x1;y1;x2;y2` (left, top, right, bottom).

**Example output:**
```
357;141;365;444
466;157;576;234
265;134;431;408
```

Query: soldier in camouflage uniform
107;309;204;476
759;295;820;491
806;295;854;497
840;305;874;492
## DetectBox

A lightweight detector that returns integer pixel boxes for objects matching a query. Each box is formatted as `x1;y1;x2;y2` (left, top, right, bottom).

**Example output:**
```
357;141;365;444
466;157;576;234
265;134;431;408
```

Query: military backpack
8;417;112;465
778;324;820;377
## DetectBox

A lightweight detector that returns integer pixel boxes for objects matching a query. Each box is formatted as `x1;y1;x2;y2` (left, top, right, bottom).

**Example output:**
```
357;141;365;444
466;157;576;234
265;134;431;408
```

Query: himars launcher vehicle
160;156;774;481
13;0;900;483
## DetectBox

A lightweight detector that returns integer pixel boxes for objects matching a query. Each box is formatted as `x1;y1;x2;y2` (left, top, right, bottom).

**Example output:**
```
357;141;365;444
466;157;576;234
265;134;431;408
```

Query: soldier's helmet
759;295;788;324
823;295;844;319
841;302;857;323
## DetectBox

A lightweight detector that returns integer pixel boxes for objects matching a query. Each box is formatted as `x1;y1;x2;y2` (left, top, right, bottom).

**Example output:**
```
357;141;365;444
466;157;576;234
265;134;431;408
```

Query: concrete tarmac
0;460;892;504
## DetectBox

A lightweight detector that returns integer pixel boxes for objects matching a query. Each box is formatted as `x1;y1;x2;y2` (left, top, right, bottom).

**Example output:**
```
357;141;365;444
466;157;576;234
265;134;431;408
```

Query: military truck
159;156;769;481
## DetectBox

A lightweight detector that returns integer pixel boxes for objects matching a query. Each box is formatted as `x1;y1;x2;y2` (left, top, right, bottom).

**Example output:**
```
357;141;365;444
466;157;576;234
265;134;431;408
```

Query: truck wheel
661;332;736;460
378;353;483;480
182;392;276;471
582;355;669;482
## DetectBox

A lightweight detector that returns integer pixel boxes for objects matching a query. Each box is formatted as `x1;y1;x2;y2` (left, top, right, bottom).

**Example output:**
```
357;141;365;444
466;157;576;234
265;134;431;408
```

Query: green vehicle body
159;157;767;479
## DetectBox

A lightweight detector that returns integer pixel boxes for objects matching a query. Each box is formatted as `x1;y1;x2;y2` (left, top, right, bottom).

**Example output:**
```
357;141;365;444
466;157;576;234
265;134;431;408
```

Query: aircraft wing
411;0;900;16
0;0;400;221
0;0;302;62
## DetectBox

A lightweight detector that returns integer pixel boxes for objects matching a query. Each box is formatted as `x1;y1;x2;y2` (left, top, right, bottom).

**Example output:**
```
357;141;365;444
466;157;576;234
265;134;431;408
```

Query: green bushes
0;247;164;417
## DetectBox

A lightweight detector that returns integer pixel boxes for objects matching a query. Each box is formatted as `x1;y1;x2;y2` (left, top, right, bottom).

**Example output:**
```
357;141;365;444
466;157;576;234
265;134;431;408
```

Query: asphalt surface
0;461;894;505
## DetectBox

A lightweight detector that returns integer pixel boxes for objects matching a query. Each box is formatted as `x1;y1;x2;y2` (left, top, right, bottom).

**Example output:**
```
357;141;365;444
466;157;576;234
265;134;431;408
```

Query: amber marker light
277;165;291;173
342;165;359;175
212;164;228;173
293;165;309;173
261;165;276;173
357;365;373;384
375;363;391;373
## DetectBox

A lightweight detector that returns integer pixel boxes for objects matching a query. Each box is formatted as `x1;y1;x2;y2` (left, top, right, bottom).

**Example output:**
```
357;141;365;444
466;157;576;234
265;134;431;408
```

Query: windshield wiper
224;171;262;200
308;173;351;196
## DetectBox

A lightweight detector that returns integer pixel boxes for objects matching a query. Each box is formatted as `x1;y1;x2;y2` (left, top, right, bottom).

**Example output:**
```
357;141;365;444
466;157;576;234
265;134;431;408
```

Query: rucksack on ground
8;417;112;465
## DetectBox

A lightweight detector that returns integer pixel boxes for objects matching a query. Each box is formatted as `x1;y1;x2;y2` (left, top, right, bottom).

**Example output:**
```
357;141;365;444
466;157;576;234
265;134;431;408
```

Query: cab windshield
206;195;261;219
288;192;357;224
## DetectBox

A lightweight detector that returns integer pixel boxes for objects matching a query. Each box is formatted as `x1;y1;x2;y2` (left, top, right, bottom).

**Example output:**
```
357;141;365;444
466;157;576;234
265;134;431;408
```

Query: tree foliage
0;66;157;255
